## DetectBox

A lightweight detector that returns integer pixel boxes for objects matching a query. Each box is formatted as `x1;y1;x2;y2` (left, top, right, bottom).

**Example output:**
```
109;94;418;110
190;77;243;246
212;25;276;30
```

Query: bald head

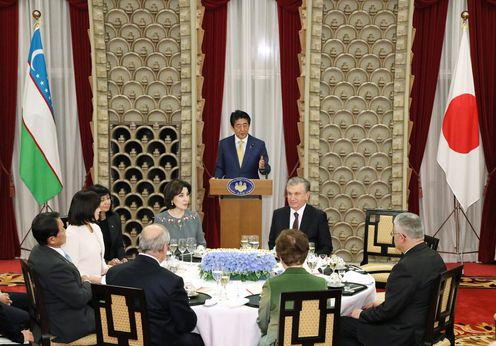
139;224;170;257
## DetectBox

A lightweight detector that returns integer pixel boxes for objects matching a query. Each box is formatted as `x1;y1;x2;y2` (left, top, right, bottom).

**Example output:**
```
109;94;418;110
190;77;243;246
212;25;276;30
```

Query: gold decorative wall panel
305;0;407;263
103;0;186;257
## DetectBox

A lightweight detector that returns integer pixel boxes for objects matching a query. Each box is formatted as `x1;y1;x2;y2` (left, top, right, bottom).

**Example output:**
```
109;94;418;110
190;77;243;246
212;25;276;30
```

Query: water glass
319;254;328;274
178;239;187;261
186;237;197;263
306;253;318;274
249;235;259;249
211;265;223;297
240;235;249;249
308;242;315;254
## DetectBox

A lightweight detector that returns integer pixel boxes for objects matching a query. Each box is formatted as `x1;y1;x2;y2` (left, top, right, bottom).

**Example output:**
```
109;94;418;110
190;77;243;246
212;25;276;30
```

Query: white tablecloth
173;262;376;346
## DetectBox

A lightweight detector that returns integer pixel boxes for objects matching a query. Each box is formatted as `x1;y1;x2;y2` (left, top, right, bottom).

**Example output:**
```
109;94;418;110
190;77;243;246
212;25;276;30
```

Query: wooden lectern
209;178;273;248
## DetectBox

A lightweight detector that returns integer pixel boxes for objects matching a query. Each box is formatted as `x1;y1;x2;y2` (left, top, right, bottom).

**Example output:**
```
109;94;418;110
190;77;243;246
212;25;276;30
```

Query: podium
209;178;273;248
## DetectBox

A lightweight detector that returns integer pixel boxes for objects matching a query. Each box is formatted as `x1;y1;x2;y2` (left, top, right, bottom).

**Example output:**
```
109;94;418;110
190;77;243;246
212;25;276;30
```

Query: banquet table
172;261;376;346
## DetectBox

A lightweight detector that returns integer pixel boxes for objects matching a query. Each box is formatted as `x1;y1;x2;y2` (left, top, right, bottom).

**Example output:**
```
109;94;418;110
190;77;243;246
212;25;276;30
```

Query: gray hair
287;177;310;193
139;224;170;253
393;212;424;240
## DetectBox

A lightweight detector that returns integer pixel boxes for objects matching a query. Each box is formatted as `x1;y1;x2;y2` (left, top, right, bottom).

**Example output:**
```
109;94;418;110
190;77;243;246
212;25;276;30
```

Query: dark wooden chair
91;283;150;346
277;289;341;346
423;265;464;346
360;208;405;288
424;235;440;251
20;260;96;346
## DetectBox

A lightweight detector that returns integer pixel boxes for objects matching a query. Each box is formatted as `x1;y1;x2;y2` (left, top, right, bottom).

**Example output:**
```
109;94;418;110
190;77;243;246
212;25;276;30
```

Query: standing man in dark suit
340;212;446;346
28;212;95;343
214;110;271;179
106;224;203;346
269;177;332;255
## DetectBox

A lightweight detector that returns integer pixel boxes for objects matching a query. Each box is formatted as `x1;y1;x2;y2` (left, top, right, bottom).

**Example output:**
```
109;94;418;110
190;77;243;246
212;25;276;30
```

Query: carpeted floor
455;322;495;345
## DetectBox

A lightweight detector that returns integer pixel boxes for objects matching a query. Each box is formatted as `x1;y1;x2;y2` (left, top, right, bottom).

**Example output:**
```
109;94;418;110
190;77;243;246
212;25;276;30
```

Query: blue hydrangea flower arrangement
200;249;277;281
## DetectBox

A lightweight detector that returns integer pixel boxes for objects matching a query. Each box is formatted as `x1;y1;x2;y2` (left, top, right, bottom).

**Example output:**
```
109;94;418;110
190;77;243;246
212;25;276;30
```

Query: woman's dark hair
32;212;61;245
275;229;309;266
163;179;191;210
86;184;114;215
68;190;100;226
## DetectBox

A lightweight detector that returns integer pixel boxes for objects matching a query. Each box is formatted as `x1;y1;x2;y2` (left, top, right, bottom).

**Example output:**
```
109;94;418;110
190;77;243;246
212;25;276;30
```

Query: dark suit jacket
105;254;197;346
214;134;271;179
269;204;332;255
97;212;126;261
357;243;446;345
28;245;95;343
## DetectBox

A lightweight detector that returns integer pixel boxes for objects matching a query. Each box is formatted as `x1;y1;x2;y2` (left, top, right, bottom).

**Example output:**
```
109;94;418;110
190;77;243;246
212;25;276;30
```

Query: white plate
328;282;345;288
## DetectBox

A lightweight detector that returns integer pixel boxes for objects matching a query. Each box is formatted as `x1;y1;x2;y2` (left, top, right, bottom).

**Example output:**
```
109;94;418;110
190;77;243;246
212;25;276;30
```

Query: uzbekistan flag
20;26;63;204
437;25;482;211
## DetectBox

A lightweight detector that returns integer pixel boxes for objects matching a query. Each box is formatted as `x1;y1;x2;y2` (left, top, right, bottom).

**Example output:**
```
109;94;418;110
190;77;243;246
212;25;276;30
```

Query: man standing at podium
269;177;332;255
214;110;271;179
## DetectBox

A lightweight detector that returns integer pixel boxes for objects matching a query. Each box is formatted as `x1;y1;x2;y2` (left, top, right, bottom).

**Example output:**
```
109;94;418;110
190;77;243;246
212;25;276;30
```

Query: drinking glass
308;242;315;254
240;235;249;249
178;239;187;261
220;271;230;299
186;237;196;263
249;235;259;249
319;254;328;275
306;253;318;274
169;238;178;259
211;264;223;297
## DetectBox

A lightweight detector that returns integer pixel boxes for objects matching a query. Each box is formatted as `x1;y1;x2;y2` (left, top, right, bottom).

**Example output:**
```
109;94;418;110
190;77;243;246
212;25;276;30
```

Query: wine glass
249;235;259;249
211;264;223;298
306;253;318;274
220;271;230;299
240;235;249;249
169;238;178;259
178;239;187;261
308;242;315;254
319;254;328;275
186;237;197;263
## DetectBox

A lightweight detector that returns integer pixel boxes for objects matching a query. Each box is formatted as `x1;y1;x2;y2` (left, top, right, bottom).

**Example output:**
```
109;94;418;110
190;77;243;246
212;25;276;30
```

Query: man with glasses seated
340;212;446;346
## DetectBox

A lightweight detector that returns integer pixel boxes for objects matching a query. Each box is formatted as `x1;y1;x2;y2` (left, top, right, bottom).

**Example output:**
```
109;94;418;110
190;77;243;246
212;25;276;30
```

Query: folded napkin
219;297;249;308
344;271;375;286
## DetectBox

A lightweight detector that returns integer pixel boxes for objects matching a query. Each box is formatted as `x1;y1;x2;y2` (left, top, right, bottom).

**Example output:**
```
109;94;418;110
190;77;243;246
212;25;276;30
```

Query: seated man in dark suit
28;212;95;343
0;291;32;344
340;212;446;346
214;110;271;179
269;177;332;254
105;224;203;346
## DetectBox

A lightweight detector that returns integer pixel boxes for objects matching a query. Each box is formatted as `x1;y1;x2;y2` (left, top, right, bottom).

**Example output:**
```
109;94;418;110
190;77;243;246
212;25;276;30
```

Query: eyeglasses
390;231;405;238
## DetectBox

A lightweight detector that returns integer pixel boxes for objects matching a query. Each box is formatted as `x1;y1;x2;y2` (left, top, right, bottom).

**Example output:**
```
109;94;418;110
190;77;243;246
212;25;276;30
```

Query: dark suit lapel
242;135;255;169
281;207;291;229
226;135;241;169
299;205;313;232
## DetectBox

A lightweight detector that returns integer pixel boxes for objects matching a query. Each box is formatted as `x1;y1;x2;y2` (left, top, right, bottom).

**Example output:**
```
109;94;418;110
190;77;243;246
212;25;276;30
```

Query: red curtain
407;0;449;213
468;0;496;263
201;0;229;248
0;0;20;259
67;0;93;188
276;0;301;178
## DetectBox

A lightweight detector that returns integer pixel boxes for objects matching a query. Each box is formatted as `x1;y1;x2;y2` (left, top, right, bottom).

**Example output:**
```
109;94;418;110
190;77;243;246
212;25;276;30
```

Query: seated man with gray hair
340;212;446;346
269;177;332;254
106;224;203;346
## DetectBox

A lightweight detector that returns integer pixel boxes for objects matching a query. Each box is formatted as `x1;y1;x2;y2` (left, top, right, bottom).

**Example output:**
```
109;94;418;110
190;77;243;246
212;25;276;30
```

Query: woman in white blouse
63;190;108;282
